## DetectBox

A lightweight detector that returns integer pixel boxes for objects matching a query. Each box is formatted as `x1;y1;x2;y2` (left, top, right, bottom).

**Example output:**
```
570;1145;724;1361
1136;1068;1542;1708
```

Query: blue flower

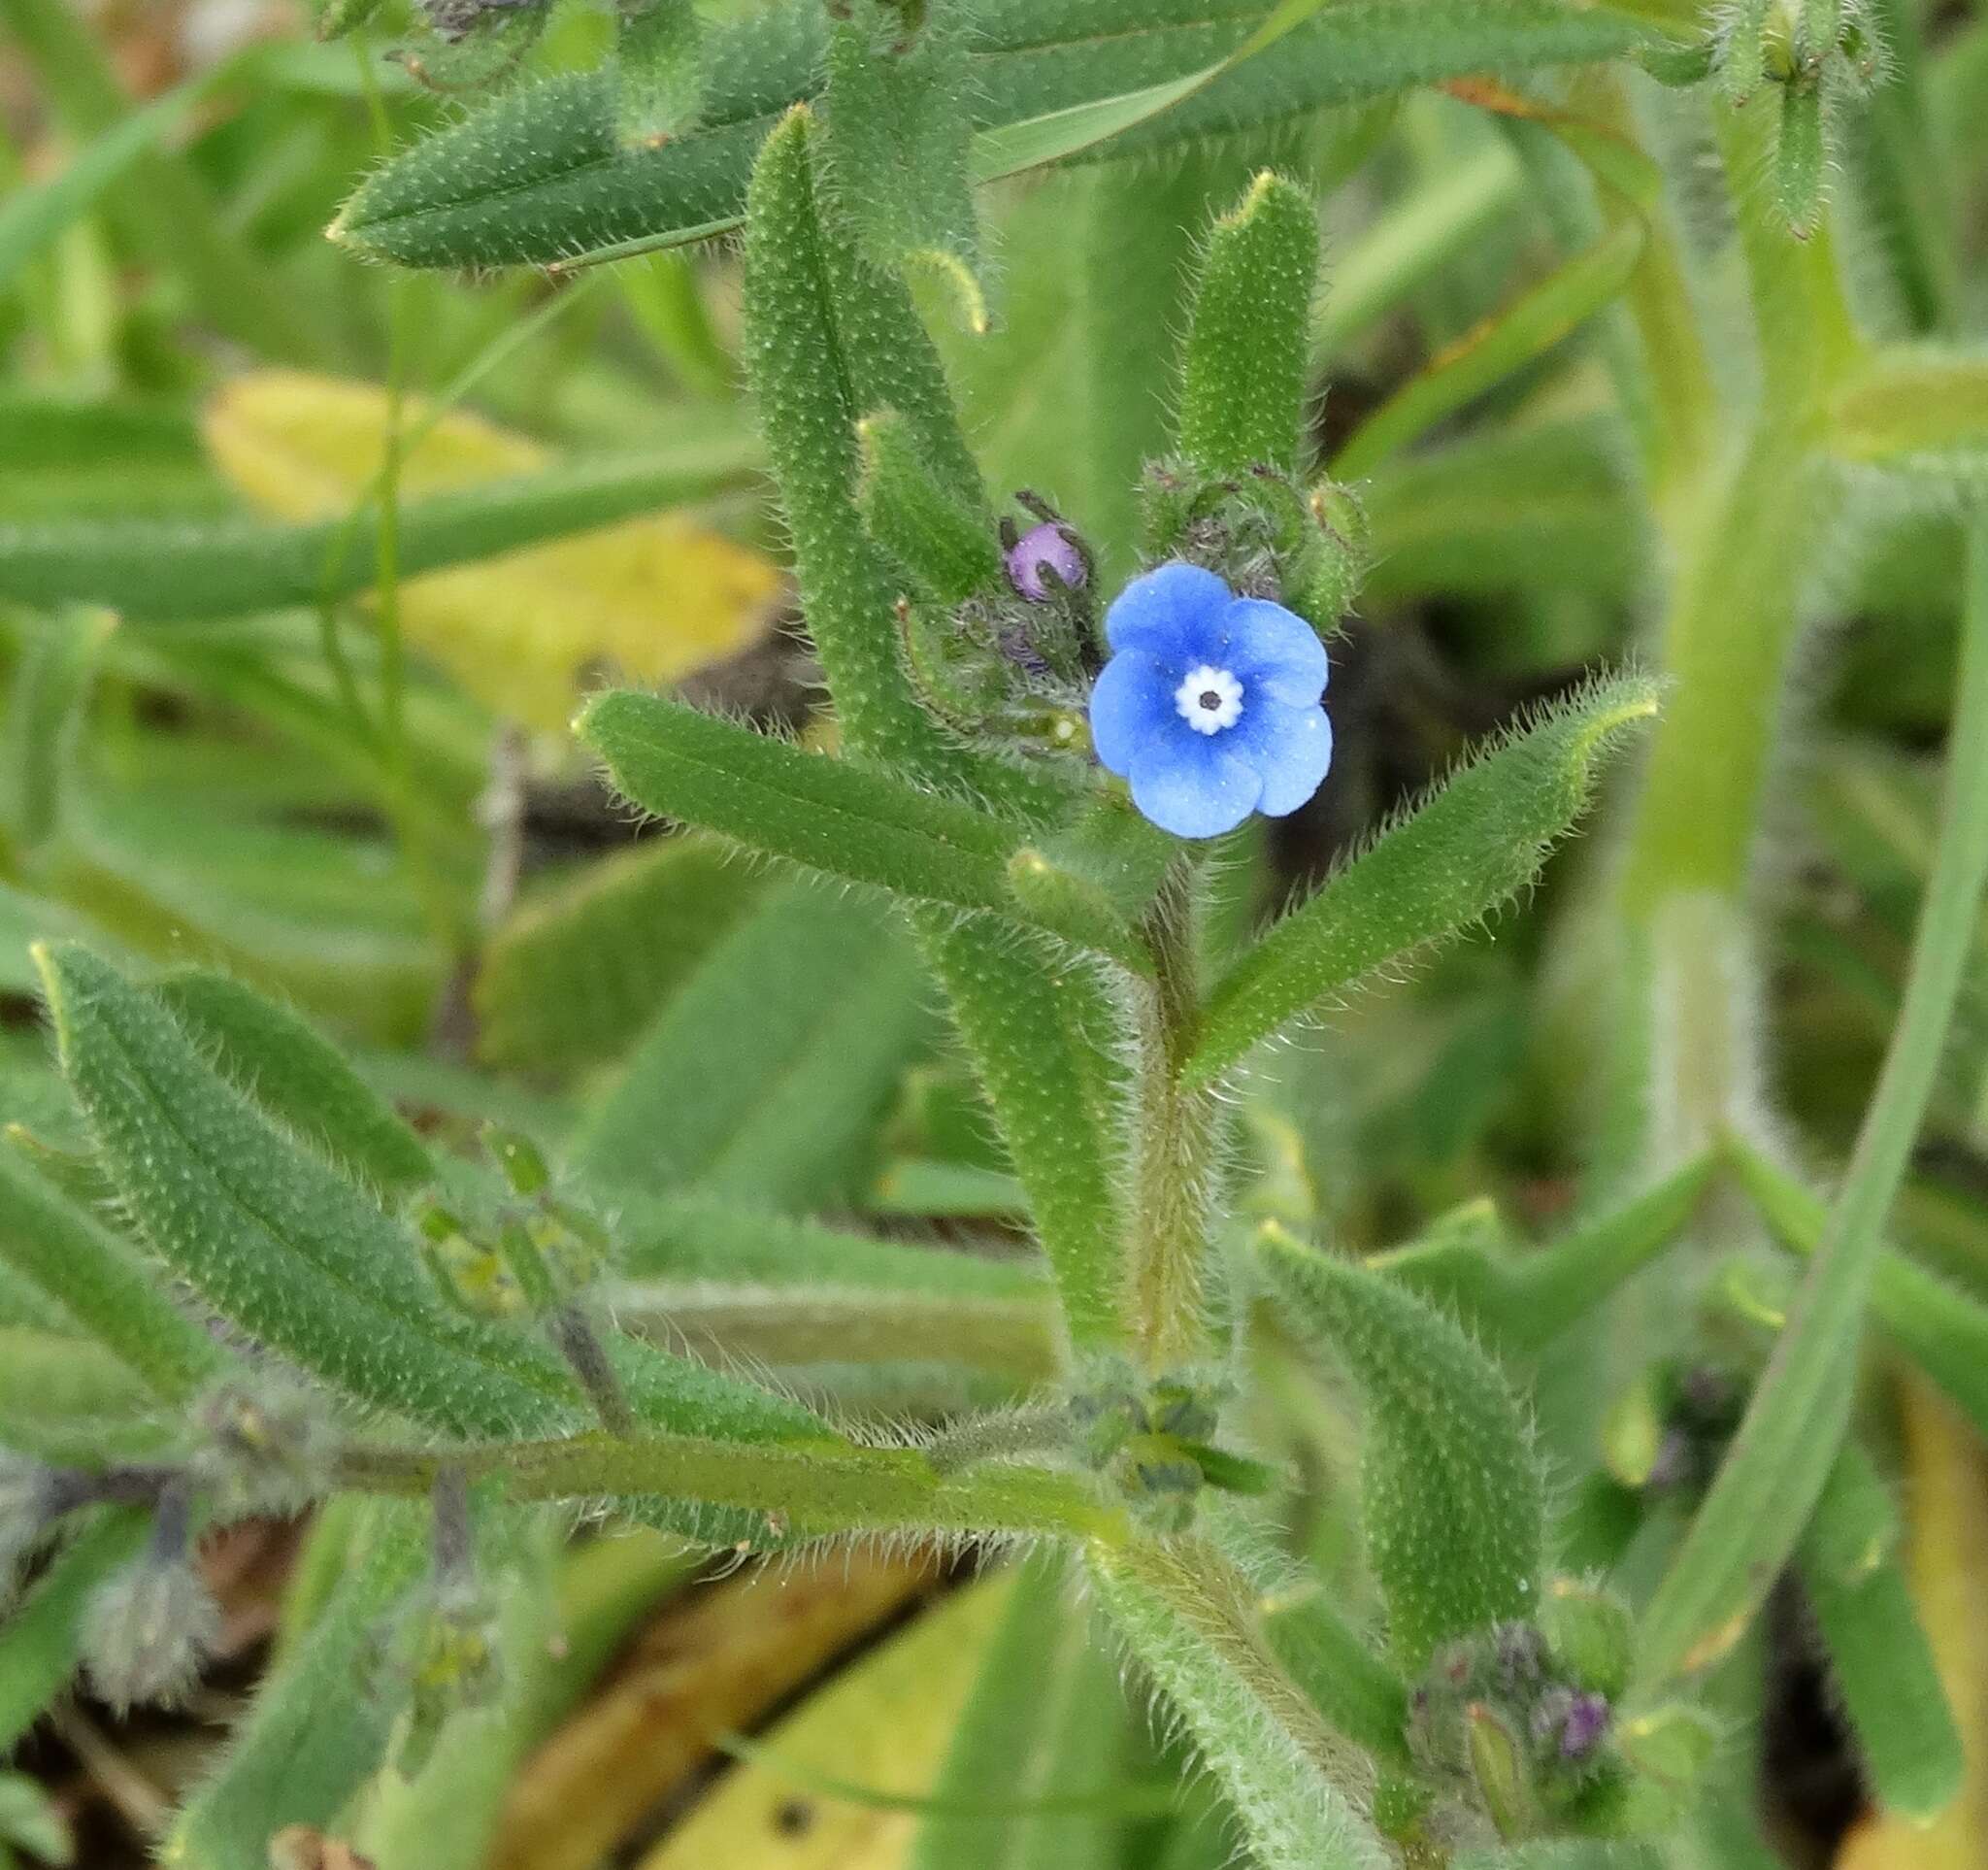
1088;563;1332;839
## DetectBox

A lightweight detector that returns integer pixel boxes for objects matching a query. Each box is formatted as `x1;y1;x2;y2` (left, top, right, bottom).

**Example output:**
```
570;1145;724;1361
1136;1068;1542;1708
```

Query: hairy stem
1126;858;1220;1372
336;1432;1128;1545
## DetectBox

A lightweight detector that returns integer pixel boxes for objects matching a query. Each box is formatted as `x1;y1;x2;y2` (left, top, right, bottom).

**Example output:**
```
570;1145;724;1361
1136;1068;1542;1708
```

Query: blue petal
1220;598;1330;707
1104;562;1232;659
1128;733;1265;839
1088;650;1176;778
1236;697;1333;818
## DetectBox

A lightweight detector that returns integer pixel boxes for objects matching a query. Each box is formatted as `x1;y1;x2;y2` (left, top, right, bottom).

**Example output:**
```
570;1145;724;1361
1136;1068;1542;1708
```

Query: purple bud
1006;522;1086;602
1534;1686;1612;1762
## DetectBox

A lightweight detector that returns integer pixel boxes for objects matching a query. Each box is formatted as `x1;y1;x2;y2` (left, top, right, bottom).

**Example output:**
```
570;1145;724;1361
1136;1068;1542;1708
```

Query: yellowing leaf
202;372;782;731
635;1573;1015;1870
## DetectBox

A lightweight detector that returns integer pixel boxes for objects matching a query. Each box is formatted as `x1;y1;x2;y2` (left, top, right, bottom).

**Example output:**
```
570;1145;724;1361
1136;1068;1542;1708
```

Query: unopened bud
83;1490;218;1711
1533;1685;1612;1764
1542;1578;1635;1699
198;1380;335;1513
1005;521;1087;603
1466;1700;1539;1840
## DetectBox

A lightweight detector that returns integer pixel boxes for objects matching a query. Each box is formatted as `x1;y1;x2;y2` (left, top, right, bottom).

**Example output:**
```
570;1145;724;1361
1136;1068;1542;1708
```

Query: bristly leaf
154;969;434;1195
822;0;985;331
328;0;1656;273
1088;1536;1390;1870
740;104;980;790
1177;172;1320;477
0;1147;225;1403
581;691;1147;967
35;943;585;1438
856;407;1003;605
579;692;1020;913
1186;676;1661;1089
1259;1223;1546;1670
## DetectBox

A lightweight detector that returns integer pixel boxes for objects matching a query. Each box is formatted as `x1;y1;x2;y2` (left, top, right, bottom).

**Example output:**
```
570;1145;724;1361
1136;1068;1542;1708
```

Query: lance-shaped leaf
1795;1444;1963;1822
1187;676;1660;1088
823;0;985;330
1259;1222;1546;1669
329;0;1654;273
155;969;433;1195
570;878;929;1210
738;104;990;791
35;944;587;1439
582;691;1145;967
580;691;1020;912
1177;171;1320;477
0;1149;224;1401
1088;1536;1390;1870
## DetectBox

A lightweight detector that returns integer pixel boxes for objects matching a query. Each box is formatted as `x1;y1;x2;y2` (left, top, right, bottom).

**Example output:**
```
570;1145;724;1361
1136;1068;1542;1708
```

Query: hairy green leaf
1188;676;1661;1087
823;0;984;330
329;0;1653;272
155;969;434;1194
1260;1223;1546;1669
1177;171;1320;477
1089;1536;1389;1870
0;1147;224;1401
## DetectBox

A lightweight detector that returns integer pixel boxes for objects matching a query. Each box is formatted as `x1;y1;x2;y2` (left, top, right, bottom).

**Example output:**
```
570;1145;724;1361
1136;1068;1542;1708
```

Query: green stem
336;1431;1127;1545
1127;858;1219;1372
1635;518;1988;1687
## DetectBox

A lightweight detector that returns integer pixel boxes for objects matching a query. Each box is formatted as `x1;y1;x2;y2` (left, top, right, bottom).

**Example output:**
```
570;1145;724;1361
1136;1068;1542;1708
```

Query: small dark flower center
1198;689;1223;712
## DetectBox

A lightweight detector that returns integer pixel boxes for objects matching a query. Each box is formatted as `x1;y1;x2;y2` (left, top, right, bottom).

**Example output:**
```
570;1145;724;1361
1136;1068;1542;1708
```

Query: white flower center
1176;664;1243;735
